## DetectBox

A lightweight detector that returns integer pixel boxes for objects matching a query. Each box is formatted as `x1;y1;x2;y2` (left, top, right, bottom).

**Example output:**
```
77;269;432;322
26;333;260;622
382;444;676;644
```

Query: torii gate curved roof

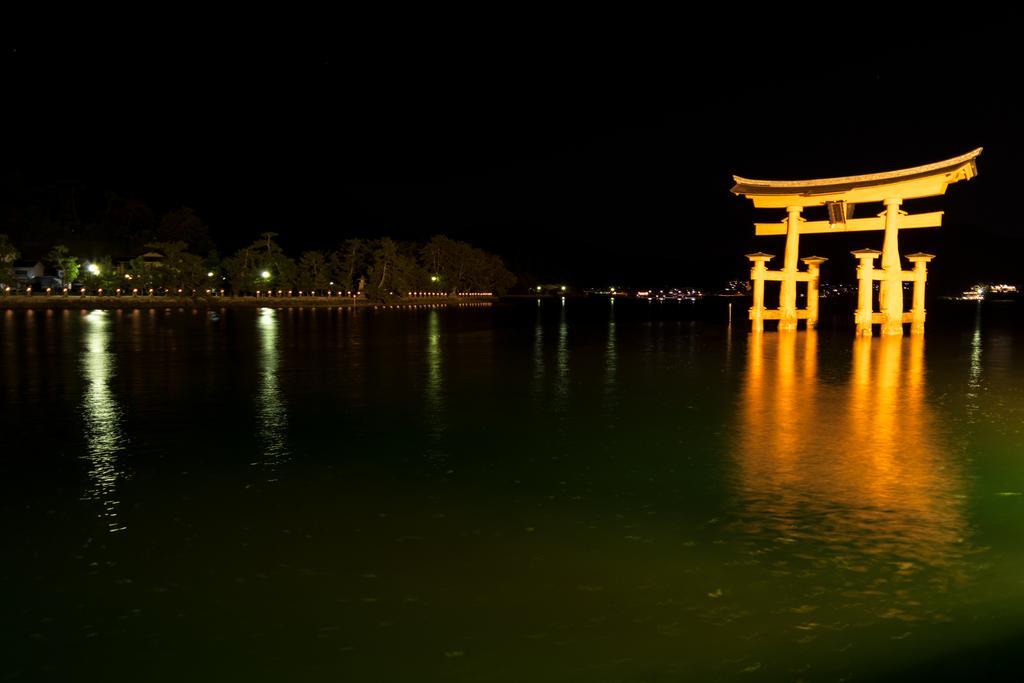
731;148;982;208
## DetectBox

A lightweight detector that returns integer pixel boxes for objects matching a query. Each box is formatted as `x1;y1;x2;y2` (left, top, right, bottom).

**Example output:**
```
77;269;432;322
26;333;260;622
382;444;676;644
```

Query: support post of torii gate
906;252;935;335
852;249;881;337
801;256;827;329
779;206;803;331
746;252;773;334
880;198;904;336
731;148;981;336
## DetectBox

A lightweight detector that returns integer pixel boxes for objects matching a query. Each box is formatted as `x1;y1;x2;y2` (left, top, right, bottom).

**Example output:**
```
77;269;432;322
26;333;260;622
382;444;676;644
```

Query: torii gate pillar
801;256;827;329
778;206;803;331
746;252;773;334
906;253;935;335
852;249;881;337
880;198;905;336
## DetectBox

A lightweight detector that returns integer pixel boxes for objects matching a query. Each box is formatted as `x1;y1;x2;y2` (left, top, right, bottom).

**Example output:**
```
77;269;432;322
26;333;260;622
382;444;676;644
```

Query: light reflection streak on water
967;302;983;421
531;303;544;401
425;309;445;453
344;308;367;409
554;303;569;409
80;310;128;532
2;310;17;404
724;319;733;373
603;305;617;419
257;308;288;468
735;332;966;571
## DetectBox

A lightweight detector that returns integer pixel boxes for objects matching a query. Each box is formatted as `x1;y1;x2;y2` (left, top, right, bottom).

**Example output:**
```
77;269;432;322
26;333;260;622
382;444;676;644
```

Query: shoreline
0;295;496;310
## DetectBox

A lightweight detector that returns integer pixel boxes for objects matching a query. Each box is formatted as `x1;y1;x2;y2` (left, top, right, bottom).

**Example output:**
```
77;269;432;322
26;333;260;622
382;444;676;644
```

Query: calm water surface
2;301;1023;681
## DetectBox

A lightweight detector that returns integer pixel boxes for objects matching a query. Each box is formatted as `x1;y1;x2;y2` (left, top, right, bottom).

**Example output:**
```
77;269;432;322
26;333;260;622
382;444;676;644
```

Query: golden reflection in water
81;310;128;532
735;331;966;566
257;308;288;467
425;309;445;452
725;319;733;373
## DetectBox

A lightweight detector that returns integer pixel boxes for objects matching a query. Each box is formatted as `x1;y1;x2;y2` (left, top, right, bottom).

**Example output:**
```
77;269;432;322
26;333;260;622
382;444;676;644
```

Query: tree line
0;231;516;299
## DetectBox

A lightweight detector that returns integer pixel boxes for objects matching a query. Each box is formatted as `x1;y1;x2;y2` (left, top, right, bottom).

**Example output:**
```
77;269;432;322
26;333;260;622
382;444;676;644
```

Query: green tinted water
2;302;1023;681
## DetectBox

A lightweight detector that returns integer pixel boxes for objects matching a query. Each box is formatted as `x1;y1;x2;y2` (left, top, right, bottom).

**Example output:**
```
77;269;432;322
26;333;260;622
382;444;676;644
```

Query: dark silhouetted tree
157;207;214;256
0;234;20;269
365;238;422;299
297;251;329;293
329;239;368;293
46;244;80;285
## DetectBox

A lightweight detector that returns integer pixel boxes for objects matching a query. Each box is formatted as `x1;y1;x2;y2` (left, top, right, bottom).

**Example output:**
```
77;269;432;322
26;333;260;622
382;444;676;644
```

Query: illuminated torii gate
732;148;981;335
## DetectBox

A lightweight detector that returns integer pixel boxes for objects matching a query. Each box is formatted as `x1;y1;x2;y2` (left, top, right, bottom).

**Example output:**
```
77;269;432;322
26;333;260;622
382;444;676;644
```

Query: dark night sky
2;14;1019;291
